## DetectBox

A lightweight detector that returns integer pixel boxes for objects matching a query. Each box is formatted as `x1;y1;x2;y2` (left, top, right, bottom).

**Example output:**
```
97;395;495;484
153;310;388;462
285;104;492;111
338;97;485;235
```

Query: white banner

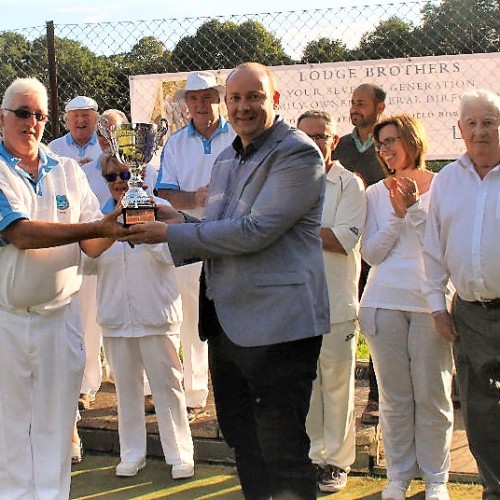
130;52;500;160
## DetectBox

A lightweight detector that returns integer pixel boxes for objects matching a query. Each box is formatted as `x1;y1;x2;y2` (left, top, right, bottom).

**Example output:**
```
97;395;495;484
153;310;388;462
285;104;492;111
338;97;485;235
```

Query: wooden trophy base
122;206;157;226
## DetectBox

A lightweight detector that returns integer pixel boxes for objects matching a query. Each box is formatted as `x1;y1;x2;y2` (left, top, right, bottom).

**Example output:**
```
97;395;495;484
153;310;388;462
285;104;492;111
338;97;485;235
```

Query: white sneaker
115;458;146;477
171;463;195;479
426;482;450;500
382;480;411;500
71;441;83;464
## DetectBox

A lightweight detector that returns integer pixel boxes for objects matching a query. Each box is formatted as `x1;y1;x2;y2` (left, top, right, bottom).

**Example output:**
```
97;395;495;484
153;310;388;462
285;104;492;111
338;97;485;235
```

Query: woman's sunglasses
102;171;131;182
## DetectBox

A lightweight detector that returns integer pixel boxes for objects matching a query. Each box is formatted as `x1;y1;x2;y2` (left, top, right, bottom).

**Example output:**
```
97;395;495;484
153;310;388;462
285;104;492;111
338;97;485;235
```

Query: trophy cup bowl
98;119;168;225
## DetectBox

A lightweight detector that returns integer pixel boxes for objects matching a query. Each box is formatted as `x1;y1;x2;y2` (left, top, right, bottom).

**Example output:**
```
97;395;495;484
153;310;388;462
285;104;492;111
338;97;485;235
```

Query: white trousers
364;308;453;483
77;275;102;396
175;262;209;408
306;320;357;470
103;335;194;466
0;301;85;500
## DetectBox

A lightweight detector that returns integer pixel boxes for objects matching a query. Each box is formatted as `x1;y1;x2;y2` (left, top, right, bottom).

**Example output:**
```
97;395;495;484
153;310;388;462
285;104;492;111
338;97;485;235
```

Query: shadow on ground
71;453;482;499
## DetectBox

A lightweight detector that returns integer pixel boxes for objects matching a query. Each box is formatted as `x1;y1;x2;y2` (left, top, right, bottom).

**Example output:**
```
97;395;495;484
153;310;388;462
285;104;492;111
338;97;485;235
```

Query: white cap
65;96;98;112
173;71;224;102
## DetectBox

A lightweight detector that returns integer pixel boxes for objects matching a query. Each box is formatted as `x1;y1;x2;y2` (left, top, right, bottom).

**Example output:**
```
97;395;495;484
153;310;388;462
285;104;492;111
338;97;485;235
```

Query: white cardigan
360;179;431;313
82;198;182;337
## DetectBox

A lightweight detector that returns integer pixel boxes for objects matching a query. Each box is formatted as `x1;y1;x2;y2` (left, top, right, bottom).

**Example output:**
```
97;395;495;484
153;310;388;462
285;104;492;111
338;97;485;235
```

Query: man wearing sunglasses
0;78;127;499
49;95;102;166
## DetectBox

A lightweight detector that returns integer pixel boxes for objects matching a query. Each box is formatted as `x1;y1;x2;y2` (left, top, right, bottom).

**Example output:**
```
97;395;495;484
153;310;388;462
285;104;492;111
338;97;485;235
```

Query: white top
0;144;101;313
82;196;182;337
424;153;500;311
82;156;158;207
360;178;431;312
49;132;102;164
322;162;366;323
155;118;235;218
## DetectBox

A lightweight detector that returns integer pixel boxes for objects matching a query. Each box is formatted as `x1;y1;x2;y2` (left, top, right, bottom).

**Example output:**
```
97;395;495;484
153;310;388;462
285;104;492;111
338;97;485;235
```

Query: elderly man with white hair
49;95;102;166
155;71;235;420
0;77;126;499
424;88;500;500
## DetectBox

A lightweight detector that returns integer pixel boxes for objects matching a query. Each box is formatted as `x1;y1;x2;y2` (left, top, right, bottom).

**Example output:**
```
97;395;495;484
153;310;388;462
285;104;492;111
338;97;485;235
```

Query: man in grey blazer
126;62;330;499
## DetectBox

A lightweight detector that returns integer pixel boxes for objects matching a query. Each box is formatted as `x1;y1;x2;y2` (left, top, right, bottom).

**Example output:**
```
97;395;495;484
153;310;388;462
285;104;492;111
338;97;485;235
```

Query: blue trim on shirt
101;197;116;215
0;144;62;234
155;182;181;191
64;131;98;158
187;118;229;155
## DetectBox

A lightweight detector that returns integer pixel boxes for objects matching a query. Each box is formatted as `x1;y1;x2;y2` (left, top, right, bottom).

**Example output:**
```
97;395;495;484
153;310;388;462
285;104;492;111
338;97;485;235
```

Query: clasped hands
97;204;184;245
389;176;419;218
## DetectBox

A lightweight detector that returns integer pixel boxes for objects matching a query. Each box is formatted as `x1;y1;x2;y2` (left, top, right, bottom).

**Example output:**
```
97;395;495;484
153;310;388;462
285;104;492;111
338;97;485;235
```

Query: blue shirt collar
187;117;229;140
351;128;374;153
0;142;60;194
65;131;98;147
101;197;116;214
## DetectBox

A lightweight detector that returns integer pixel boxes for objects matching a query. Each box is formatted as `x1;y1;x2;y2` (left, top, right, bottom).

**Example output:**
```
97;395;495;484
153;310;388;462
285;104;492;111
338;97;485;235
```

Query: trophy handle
97;117;118;155
154;118;169;152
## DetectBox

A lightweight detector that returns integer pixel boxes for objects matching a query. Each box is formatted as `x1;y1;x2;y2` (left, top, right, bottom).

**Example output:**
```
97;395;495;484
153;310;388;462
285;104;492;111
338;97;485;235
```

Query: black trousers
205;299;322;499
453;297;500;500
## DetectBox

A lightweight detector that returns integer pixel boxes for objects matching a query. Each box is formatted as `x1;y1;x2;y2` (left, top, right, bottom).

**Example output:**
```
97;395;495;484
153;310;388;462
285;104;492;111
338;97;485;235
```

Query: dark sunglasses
4;108;48;122
103;171;131;182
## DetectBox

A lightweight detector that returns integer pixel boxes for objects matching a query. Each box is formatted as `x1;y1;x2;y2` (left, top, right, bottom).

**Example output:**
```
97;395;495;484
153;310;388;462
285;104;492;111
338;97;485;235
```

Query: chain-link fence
1;0;499;148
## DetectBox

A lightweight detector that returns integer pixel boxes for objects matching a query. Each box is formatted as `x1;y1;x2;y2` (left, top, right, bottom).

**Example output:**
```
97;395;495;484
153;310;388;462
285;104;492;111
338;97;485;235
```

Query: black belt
464;298;500;310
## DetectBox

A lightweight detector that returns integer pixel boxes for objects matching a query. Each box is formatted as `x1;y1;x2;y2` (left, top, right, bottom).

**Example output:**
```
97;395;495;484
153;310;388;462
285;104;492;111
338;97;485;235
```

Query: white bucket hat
173;71;224;102
65;95;98;112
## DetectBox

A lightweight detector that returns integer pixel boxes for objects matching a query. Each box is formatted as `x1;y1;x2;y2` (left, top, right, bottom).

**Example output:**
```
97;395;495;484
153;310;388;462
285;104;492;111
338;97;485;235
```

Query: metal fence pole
46;21;60;139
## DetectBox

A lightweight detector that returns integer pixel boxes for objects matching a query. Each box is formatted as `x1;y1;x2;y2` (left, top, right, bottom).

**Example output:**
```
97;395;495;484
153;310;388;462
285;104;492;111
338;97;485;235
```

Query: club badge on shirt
56;195;69;211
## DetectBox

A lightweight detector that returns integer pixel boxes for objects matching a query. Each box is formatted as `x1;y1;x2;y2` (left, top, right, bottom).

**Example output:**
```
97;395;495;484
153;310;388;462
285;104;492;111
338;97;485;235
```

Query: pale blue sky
2;0;383;30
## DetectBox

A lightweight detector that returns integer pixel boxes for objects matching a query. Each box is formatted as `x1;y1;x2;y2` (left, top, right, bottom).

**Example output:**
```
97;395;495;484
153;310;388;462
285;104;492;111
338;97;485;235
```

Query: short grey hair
460;89;500;120
297;110;336;133
100;108;129;124
1;77;48;111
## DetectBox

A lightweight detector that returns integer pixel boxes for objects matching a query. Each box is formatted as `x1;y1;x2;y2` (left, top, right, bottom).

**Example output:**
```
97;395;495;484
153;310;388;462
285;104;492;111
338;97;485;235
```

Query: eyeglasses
4;108;48;122
308;134;332;142
103;171;131;182
375;136;401;152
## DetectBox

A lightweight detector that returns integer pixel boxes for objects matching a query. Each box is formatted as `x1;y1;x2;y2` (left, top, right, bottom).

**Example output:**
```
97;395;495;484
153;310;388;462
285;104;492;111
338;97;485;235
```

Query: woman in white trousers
84;154;194;479
359;115;453;500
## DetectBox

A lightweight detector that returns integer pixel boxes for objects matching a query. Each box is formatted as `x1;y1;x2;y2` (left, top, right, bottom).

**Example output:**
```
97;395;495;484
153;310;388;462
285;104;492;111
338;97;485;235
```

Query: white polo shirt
322;162;366;323
49;132;102;164
155;118;235;217
0;144;101;313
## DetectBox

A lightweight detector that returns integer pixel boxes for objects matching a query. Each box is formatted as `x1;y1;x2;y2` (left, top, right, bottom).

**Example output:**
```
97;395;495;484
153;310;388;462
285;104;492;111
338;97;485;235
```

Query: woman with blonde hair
359;114;454;500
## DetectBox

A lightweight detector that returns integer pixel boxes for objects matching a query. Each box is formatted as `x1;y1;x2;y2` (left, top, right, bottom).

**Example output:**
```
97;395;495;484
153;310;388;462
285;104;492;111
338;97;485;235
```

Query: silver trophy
98;118;168;225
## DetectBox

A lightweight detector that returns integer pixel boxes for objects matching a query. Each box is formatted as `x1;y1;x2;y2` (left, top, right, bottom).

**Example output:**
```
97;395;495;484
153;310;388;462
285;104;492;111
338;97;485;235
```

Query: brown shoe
361;400;379;425
144;395;156;414
187;407;208;422
78;393;95;412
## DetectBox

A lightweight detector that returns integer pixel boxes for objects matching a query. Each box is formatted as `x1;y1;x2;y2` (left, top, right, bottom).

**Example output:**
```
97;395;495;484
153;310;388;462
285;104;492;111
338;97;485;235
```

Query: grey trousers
453;296;500;500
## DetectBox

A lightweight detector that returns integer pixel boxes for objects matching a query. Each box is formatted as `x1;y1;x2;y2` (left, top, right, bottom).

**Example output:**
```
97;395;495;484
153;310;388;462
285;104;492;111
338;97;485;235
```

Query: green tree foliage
417;0;500;55
354;16;416;60
121;36;172;75
301;37;349;63
170;19;291;71
0;32;33;95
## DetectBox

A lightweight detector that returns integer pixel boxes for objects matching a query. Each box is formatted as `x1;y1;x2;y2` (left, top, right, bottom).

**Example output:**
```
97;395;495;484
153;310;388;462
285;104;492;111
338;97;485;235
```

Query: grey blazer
168;119;330;347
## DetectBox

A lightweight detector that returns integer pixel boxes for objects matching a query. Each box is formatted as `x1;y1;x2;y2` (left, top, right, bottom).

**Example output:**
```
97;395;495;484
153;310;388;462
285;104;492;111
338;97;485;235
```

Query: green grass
357;331;370;360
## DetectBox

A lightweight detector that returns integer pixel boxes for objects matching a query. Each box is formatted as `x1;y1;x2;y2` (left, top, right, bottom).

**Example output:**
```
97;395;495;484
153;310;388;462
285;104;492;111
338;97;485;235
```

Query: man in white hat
155;71;235;420
49;95;102;166
48;95;104;463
